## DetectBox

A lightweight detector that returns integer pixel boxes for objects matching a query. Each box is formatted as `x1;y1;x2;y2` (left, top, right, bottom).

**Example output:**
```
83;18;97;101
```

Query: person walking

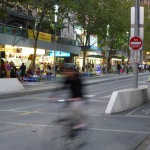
20;63;26;81
126;63;129;74
117;63;121;74
5;61;10;78
10;62;16;78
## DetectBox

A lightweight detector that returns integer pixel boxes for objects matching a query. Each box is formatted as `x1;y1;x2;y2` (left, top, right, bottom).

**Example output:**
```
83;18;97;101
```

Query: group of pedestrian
0;60;27;81
138;64;148;72
1;60;17;78
117;63;130;74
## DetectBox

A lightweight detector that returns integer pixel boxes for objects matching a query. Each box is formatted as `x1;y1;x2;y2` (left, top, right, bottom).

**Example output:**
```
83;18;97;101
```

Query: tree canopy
61;0;133;68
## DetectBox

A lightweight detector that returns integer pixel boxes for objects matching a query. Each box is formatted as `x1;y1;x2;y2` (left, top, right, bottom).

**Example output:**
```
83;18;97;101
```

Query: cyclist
63;64;83;99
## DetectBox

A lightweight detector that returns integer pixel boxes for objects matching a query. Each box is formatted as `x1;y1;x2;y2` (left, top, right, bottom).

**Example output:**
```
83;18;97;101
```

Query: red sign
129;36;142;51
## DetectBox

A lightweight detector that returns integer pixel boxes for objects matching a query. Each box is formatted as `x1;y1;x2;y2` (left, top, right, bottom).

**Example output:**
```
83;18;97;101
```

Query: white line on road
1;109;150;119
0;120;150;134
9;103;47;111
99;95;111;99
125;103;148;116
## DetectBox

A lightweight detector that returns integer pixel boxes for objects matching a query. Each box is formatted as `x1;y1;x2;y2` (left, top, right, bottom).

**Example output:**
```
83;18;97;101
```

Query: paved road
0;74;150;150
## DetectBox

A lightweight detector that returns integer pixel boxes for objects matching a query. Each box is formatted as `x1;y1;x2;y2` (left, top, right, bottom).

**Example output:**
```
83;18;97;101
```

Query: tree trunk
32;40;37;74
107;57;111;73
83;49;86;71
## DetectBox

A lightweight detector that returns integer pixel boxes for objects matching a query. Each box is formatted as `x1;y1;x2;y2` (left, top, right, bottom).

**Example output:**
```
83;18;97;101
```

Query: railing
0;23;79;47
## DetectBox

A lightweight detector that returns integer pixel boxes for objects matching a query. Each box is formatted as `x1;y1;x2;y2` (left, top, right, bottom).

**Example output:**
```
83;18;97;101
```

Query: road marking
99;95;111;99
19;112;32;116
0;120;150;134
126;103;148;116
19;110;41;116
9;103;47;111
1;109;150;119
83;94;95;98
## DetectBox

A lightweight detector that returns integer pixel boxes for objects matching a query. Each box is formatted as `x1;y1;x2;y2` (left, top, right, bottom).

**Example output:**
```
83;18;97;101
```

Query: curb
0;73;149;99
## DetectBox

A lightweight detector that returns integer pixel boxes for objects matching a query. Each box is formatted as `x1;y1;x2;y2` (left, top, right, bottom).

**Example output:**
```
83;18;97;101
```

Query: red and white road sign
129;36;142;51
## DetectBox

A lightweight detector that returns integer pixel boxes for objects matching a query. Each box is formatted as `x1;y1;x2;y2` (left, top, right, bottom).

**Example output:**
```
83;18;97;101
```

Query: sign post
129;36;142;63
130;0;140;88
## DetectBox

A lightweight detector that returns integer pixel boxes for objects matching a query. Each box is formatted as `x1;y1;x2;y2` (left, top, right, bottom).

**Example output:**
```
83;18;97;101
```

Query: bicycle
51;98;89;150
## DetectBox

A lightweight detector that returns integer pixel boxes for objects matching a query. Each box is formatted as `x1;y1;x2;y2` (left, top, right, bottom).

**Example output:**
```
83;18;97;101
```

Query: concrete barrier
105;85;149;114
0;78;24;93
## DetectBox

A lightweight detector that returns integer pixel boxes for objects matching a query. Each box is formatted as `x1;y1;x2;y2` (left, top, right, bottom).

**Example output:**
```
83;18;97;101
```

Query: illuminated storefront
3;45;72;71
75;51;104;71
4;45;46;68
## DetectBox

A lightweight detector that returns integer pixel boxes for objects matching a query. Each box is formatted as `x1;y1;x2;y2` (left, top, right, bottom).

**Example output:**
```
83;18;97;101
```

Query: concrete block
105;85;149;114
0;78;24;93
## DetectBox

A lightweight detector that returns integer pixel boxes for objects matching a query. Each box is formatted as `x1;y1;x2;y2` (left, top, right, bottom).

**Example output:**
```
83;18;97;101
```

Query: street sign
129;36;142;51
130;50;140;63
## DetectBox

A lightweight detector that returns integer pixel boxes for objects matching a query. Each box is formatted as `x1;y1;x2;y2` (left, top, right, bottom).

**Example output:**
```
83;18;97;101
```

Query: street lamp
126;31;129;59
105;24;110;74
54;4;59;80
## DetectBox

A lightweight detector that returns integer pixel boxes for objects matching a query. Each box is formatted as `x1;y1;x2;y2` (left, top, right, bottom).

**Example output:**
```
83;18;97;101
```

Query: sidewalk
0;72;149;99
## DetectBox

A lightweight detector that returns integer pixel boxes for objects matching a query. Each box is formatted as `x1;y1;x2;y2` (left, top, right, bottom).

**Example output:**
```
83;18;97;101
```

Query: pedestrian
126;63;129;74
1;59;6;78
47;63;51;71
16;68;21;81
20;63;26;81
40;62;44;75
10;62;16;78
117;63;121;74
5;61;10;78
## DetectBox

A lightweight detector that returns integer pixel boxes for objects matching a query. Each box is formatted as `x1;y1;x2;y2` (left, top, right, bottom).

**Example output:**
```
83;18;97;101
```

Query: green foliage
61;0;133;69
143;5;150;52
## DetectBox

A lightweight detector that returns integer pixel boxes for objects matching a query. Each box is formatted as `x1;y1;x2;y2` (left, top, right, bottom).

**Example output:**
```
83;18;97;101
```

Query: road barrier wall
105;85;149;114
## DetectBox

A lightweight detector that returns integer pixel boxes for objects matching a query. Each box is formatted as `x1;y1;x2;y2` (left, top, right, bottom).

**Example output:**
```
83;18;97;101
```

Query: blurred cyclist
63;63;83;99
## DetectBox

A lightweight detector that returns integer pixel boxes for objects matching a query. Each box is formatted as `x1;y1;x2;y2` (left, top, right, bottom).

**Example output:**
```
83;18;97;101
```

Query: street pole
54;22;56;80
54;4;58;80
106;24;110;74
133;0;139;88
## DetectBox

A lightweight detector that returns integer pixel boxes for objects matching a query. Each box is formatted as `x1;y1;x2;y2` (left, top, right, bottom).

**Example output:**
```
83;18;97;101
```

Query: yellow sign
28;30;51;42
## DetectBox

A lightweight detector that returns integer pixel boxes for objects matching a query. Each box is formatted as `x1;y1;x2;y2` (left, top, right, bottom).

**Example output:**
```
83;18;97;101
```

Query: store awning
87;55;104;58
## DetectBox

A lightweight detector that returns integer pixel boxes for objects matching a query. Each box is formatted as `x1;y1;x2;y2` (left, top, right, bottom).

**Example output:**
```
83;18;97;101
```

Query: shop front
2;45;73;75
4;45;46;69
74;51;104;72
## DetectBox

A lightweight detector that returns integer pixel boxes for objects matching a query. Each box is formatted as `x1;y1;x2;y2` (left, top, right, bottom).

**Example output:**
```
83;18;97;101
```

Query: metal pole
133;0;139;88
54;4;58;80
54;22;56;80
106;58;108;74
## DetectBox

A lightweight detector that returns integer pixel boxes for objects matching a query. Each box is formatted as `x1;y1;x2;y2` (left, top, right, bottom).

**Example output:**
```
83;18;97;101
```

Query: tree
61;0;133;71
19;0;63;73
143;4;150;52
61;0;109;70
0;0;28;18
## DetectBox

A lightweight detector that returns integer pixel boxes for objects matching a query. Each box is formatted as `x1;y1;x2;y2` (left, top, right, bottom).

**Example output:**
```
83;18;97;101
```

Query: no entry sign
129;36;142;51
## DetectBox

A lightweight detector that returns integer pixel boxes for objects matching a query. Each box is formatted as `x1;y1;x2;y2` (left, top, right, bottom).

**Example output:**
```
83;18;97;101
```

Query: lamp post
126;31;129;60
105;24;110;74
54;4;58;80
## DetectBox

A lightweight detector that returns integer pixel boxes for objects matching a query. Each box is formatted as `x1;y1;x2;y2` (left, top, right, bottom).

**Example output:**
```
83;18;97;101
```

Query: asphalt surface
0;72;149;99
0;73;150;150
